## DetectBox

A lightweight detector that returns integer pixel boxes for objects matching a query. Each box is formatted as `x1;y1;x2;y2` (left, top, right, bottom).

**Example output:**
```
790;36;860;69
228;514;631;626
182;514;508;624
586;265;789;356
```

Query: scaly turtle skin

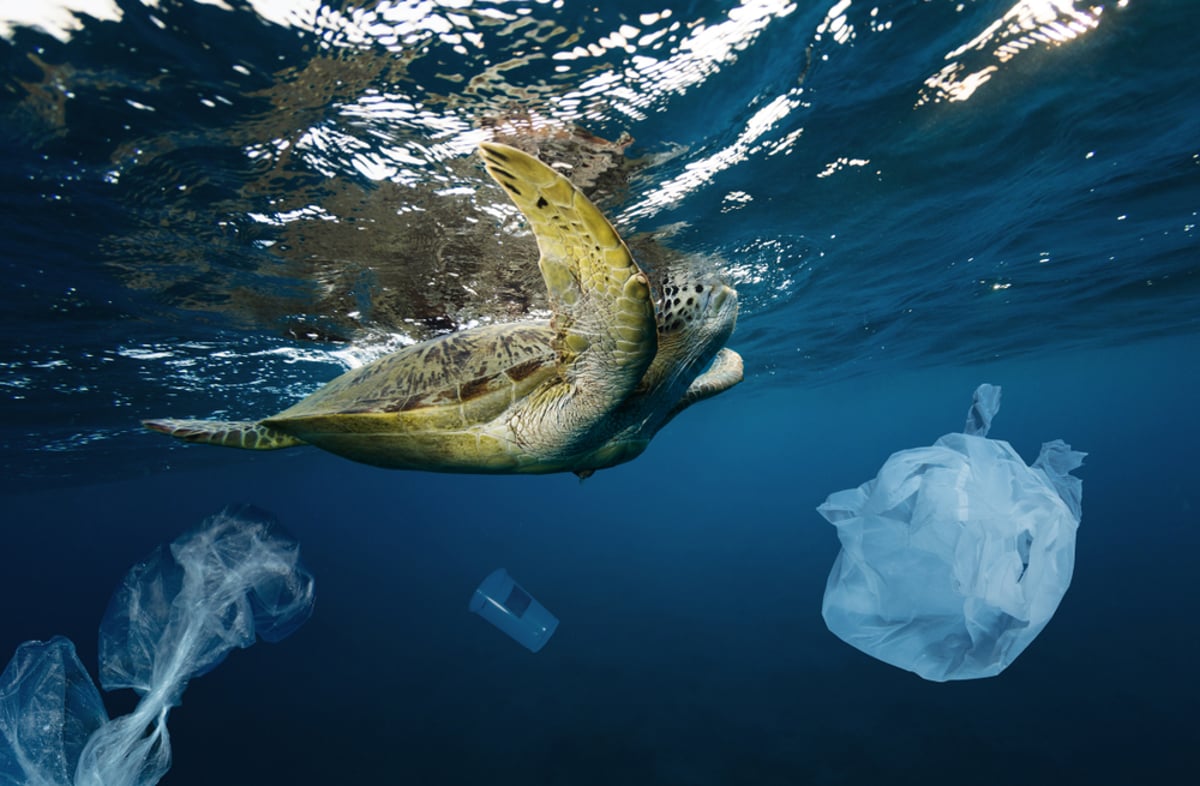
143;142;742;476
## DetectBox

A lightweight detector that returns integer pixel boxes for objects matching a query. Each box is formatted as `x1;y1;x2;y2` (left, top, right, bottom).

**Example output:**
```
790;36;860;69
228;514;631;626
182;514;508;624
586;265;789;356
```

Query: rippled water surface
4;0;1196;485
2;1;1199;784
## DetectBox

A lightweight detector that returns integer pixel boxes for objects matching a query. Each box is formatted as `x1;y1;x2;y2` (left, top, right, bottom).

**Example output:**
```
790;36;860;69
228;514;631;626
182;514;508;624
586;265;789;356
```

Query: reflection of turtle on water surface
143;143;742;478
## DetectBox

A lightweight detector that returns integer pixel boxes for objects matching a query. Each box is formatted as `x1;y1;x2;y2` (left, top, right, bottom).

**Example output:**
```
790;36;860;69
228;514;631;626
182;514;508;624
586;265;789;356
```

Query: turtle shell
265;321;558;436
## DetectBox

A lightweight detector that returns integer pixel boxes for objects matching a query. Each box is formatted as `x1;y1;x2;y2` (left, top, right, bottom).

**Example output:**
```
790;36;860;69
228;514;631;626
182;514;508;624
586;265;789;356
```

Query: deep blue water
2;1;1199;784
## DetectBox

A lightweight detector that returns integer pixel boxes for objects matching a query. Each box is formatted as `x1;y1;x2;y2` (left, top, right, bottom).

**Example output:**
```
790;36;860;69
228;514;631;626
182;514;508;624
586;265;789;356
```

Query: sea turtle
143;142;742;477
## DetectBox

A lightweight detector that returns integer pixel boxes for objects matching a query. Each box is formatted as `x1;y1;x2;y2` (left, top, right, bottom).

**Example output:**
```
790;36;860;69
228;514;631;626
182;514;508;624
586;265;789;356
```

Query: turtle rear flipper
479;143;657;415
142;418;305;450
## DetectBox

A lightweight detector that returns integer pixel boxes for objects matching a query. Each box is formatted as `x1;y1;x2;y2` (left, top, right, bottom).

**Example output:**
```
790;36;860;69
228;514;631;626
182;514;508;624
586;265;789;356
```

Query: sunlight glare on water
918;0;1110;106
0;0;122;42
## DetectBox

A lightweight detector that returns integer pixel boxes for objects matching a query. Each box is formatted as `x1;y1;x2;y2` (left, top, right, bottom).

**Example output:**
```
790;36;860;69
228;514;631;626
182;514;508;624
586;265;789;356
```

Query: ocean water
1;1;1198;784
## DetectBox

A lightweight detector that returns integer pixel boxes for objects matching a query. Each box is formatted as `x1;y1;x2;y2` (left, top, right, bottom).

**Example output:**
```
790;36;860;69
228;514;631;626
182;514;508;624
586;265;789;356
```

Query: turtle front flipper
143;418;305;450
666;348;744;420
479;143;656;417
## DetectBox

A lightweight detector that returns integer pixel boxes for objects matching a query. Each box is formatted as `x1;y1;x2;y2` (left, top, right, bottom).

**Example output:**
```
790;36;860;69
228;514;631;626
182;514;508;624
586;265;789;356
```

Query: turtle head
653;273;738;375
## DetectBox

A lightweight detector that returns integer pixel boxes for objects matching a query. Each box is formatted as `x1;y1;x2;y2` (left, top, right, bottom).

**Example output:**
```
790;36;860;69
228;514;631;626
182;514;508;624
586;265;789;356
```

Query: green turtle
143;142;742;477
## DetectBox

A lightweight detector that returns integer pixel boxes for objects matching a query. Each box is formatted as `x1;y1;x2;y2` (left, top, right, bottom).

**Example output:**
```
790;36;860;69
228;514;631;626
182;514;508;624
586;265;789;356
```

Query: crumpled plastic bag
0;638;106;786
817;384;1085;681
0;506;314;786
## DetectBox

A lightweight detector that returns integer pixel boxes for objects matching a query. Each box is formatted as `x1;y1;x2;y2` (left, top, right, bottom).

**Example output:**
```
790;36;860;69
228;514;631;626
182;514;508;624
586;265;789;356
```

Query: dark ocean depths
2;1;1198;784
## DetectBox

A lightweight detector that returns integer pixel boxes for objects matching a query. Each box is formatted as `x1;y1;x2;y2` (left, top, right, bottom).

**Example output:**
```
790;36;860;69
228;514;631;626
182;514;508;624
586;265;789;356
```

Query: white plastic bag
818;385;1084;681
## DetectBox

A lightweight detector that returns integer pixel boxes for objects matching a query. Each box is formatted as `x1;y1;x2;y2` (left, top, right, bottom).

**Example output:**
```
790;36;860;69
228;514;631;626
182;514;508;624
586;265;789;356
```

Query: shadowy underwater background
2;1;1198;784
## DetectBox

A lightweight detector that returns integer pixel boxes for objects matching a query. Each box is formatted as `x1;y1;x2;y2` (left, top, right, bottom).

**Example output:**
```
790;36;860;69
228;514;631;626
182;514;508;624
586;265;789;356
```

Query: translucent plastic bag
0;638;106;786
818;385;1085;681
0;506;314;786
